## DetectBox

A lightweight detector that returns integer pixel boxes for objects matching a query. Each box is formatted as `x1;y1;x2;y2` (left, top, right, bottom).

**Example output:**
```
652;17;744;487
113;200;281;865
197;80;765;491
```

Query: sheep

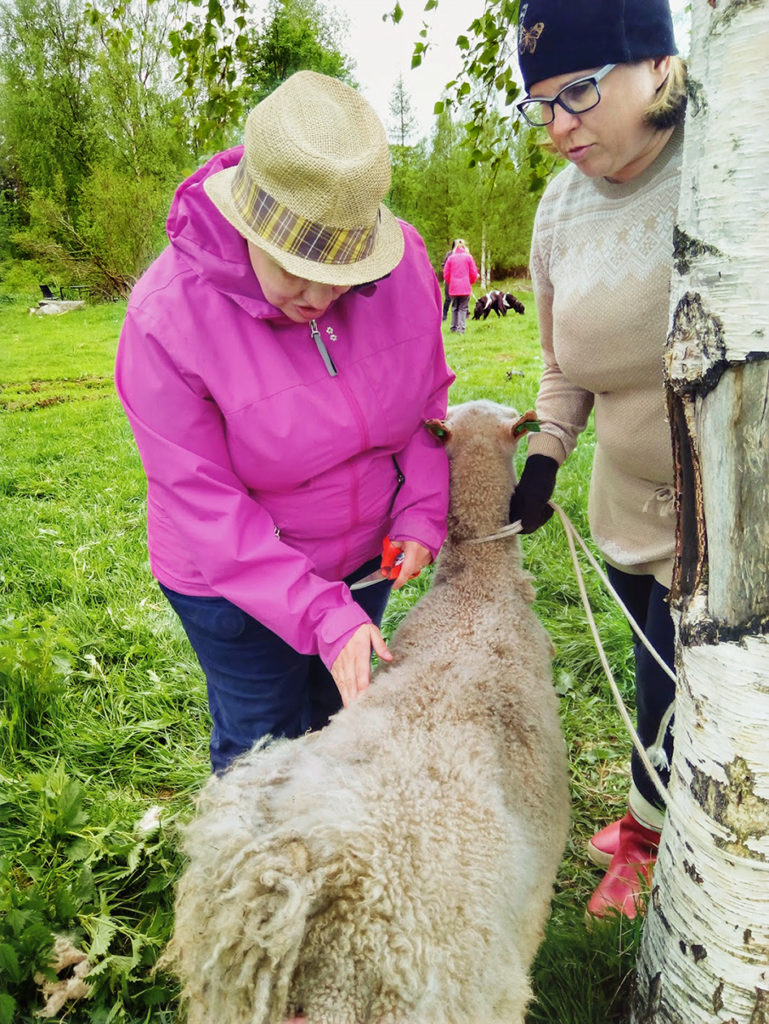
165;399;571;1024
473;291;525;319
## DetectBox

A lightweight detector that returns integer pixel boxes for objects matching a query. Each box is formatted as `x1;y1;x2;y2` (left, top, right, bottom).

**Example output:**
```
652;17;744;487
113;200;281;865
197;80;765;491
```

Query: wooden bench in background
40;284;92;301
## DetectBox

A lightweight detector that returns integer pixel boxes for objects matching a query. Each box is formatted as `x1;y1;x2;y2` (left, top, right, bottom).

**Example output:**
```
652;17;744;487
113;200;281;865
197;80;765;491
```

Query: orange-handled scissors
379;536;405;580
349;535;413;590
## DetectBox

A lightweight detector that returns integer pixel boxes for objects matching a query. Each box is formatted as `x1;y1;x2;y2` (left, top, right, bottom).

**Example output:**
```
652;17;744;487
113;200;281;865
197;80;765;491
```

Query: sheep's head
426;400;539;541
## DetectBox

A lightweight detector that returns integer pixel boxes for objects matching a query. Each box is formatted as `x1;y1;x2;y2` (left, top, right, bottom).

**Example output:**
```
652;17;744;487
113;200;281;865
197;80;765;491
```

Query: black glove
508;454;559;534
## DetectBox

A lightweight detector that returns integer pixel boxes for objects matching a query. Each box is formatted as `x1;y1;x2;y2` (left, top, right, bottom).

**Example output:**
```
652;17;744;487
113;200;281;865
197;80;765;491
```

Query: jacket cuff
388;514;446;562
526;431;567;466
317;601;373;672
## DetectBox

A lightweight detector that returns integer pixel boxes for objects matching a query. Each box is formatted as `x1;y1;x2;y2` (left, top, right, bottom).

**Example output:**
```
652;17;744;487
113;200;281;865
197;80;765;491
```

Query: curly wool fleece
166;400;571;1024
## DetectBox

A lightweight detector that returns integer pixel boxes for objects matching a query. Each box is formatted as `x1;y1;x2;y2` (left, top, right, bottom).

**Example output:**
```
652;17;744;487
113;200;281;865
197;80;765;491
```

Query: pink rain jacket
443;248;479;296
115;147;454;671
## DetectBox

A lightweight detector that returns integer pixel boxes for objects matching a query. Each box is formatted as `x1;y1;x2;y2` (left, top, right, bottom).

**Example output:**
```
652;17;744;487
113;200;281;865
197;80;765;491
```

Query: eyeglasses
517;64;617;127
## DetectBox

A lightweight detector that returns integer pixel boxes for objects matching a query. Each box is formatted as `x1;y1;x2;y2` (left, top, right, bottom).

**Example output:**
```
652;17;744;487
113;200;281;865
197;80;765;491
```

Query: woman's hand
389;540;431;591
331;623;392;707
331;540;430;706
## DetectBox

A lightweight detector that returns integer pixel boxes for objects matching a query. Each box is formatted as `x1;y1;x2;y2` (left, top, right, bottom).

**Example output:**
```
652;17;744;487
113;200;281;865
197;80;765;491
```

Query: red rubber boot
586;817;622;867
586;811;660;921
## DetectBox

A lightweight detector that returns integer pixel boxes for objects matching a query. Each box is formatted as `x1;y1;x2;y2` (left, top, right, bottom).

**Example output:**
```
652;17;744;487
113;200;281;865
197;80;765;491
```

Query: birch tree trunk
480;220;490;292
632;2;769;1021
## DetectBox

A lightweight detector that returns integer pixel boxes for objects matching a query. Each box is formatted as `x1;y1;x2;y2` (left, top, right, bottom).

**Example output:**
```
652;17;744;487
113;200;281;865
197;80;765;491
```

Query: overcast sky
333;0;487;138
327;0;691;140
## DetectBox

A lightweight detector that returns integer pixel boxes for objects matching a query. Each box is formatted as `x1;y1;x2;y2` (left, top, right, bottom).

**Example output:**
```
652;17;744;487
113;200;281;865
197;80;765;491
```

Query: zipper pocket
388;455;405;514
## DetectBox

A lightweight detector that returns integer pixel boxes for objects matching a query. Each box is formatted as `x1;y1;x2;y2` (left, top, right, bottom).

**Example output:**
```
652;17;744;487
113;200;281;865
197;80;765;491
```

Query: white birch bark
480;221;489;291
632;2;769;1021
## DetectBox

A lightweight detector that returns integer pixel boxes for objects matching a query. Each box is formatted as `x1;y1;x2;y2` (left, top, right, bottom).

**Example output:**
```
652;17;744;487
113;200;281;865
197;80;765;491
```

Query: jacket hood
166;146;281;319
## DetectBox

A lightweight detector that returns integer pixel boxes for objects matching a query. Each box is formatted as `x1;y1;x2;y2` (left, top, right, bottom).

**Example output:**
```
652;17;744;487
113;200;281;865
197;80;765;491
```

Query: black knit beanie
517;0;678;92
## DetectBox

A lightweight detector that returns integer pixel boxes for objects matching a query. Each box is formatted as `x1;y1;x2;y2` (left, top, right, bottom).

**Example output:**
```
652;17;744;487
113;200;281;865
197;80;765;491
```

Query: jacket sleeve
469;256;479;284
388;271;454;558
525;202;594;466
115;306;371;670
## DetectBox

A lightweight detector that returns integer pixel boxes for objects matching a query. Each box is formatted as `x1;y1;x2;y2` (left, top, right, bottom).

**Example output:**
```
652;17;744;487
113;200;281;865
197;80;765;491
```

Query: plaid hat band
203;71;404;285
231;160;378;267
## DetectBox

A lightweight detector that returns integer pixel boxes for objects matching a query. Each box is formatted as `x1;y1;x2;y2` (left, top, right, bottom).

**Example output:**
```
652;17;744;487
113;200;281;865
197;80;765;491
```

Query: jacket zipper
388;456;405;515
336;374;366;564
309;319;337;376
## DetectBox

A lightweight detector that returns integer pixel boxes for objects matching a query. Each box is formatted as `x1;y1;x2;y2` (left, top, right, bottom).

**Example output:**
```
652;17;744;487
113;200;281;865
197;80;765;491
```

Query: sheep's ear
425;418;451;444
511;410;540;440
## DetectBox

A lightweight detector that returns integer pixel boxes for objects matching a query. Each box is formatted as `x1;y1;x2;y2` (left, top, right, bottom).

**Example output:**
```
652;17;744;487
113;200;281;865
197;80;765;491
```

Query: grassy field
1;293;641;1023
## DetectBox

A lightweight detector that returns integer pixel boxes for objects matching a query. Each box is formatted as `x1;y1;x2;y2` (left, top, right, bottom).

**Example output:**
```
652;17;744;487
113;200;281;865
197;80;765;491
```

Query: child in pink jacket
442;239;479;334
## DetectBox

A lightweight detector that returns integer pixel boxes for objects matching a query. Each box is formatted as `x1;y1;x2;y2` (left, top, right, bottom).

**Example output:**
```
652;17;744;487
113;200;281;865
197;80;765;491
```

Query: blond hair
645;55;687;129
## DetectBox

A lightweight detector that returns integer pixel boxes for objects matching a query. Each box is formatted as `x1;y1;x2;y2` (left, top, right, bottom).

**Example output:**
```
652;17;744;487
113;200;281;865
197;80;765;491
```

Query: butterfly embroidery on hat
518;6;544;55
519;21;544;54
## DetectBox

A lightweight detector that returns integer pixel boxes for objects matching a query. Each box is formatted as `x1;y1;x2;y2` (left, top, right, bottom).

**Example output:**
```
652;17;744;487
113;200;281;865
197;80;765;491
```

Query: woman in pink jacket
115;72;454;772
442;239;479;334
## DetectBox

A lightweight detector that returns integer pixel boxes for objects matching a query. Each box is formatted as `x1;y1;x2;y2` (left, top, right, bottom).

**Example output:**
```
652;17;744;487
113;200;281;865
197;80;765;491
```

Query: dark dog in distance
473;290;525;319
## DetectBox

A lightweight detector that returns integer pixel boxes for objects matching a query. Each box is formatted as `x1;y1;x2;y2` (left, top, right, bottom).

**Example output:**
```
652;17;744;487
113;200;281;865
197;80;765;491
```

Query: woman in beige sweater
510;0;687;920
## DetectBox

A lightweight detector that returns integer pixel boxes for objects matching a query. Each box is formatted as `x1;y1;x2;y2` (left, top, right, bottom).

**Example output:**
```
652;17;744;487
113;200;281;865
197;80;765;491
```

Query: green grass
0;294;640;1023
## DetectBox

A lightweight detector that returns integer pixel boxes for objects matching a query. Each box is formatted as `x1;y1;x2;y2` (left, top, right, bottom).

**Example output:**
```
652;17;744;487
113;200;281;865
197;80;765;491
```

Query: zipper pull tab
309;319;338;377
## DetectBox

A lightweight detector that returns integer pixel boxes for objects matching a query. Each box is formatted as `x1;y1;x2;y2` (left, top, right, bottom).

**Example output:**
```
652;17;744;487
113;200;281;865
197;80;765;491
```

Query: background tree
386;75;426;225
401;104;457;264
388;72;418;147
0;0;549;298
0;0;97;205
165;0;249;154
243;0;355;106
484;127;556;275
0;0;191;296
449;104;542;288
393;0;523;171
631;2;769;1018
393;99;543;281
168;0;355;152
87;0;191;178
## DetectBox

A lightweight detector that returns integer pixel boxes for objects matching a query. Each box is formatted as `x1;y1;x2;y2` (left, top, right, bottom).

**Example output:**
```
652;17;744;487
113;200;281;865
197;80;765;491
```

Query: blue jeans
160;556;392;773
605;565;675;811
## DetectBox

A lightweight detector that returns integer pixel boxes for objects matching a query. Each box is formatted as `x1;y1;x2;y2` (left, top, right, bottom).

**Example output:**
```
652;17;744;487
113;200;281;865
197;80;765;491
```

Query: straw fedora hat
204;70;404;286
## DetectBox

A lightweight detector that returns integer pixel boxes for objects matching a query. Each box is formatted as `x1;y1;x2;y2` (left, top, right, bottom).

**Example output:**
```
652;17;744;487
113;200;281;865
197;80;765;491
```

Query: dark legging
161;555;392;773
605;564;676;811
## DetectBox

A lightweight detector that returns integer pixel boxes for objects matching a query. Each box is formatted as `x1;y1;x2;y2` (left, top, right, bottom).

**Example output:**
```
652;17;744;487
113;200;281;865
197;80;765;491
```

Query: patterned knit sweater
526;123;684;587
